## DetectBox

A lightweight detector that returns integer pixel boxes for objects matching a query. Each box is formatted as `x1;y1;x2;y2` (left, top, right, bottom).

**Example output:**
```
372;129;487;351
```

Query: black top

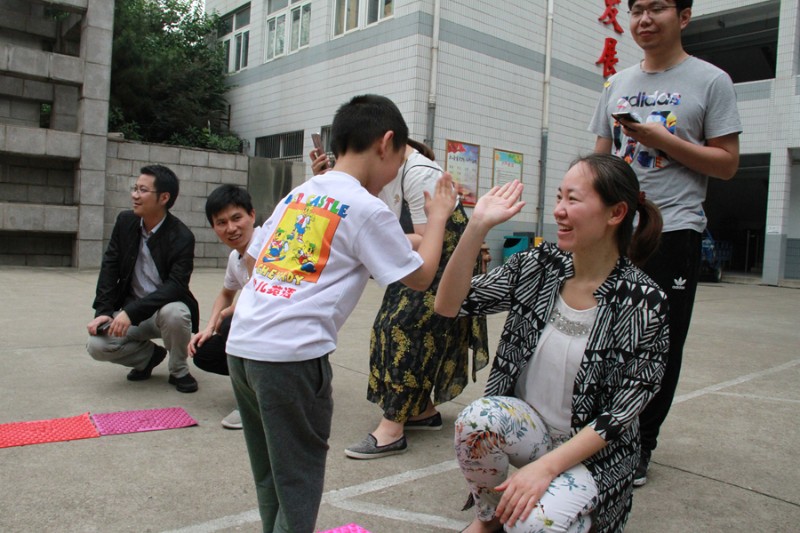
92;210;199;332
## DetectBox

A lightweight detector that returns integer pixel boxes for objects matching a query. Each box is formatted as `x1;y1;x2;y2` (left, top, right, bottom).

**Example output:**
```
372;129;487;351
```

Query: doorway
704;153;769;275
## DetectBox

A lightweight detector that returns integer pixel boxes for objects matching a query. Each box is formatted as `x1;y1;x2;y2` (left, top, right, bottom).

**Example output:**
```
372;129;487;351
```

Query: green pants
228;354;333;533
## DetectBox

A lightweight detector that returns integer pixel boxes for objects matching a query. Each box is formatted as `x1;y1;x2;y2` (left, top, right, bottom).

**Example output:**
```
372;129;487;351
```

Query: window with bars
255;130;304;161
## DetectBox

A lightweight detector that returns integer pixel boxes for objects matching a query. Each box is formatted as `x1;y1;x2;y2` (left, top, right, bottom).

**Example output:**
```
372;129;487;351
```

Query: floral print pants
455;396;598;533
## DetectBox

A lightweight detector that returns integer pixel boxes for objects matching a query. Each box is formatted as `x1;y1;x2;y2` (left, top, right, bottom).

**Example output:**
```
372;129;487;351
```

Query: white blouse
514;294;598;435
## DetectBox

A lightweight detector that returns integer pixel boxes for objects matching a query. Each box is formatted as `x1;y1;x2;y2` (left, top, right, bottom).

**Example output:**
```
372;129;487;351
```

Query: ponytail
628;198;662;267
407;138;435;161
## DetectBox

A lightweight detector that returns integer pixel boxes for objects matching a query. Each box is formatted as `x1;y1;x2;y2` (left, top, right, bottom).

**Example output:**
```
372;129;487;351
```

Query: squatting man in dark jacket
86;165;200;393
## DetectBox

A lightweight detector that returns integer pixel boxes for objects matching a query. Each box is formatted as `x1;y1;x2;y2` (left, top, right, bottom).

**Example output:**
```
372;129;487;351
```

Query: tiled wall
0;155;74;205
0;230;72;267
104;139;250;268
212;0;648;265
0;139;251;267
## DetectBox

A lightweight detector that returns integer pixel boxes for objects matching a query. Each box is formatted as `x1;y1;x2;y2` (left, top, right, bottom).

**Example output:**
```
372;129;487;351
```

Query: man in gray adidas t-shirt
590;0;742;487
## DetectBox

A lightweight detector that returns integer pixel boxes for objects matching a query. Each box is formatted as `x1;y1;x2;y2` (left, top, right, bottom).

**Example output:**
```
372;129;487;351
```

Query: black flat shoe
127;345;167;381
404;411;443;430
168;372;198;393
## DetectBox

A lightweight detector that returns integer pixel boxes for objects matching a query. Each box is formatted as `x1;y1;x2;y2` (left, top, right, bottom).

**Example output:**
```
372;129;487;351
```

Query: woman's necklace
548;307;591;336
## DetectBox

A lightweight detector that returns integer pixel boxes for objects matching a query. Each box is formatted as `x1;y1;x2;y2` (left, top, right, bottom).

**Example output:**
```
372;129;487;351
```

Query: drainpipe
425;0;442;148
537;0;555;237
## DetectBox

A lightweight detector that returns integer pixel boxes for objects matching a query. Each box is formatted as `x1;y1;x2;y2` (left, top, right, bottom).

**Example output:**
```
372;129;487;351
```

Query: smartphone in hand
612;112;641;123
612;97;641;124
311;132;331;169
311;132;323;152
97;321;112;335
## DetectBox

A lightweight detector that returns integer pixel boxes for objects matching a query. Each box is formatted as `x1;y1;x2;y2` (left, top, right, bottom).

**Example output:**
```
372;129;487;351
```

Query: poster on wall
492;149;523;187
445;139;480;206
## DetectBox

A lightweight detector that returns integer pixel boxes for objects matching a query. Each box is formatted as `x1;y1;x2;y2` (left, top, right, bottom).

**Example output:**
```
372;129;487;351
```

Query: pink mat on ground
318;525;370;533
91;407;197;436
0;412;100;448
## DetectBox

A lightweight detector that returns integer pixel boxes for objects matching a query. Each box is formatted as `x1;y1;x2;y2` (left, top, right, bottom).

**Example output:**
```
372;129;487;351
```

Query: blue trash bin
503;235;529;263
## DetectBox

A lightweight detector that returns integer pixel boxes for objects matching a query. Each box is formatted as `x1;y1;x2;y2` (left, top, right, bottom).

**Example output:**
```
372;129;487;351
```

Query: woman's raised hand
471;180;525;230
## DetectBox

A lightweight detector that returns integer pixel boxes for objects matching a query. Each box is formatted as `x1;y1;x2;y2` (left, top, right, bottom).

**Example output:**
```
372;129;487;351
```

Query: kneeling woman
435;154;668;533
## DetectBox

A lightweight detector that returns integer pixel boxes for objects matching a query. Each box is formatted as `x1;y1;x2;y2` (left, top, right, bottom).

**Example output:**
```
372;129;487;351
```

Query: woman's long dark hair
571;153;662;266
407;138;435;161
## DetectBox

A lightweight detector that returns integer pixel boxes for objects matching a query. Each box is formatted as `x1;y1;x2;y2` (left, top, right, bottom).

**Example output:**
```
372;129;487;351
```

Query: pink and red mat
0;407;197;448
318;526;370;533
0;408;372;532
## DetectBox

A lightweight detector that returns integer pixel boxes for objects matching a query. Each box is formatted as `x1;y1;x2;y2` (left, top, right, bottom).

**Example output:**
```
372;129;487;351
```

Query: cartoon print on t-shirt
612;91;680;170
263;229;290;262
291;209;312;244
253;193;348;286
295;242;317;273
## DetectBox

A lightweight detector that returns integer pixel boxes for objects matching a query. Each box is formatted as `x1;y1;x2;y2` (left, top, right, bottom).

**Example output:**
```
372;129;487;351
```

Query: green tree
110;0;241;151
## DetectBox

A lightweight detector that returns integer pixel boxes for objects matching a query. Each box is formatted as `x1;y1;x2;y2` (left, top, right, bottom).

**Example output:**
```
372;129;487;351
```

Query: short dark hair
140;165;179;209
330;94;408;158
205;184;254;226
570;153;663;266
628;0;692;10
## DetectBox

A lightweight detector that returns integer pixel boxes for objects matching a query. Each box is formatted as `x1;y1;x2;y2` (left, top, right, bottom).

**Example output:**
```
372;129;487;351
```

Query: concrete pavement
0;267;798;532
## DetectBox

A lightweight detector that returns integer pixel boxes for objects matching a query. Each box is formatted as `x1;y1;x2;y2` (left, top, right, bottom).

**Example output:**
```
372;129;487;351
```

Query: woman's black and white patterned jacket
458;241;669;533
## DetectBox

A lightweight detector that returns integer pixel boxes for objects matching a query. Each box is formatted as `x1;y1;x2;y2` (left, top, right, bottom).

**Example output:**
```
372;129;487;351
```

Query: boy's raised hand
472;180;525;230
423;172;457;221
308;149;331;175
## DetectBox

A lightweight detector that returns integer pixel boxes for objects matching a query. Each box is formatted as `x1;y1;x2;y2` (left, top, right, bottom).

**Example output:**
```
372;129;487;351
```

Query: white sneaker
221;409;242;430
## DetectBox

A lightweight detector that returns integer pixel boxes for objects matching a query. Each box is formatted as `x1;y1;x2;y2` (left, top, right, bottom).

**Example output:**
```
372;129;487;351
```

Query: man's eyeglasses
628;3;678;18
131;185;158;195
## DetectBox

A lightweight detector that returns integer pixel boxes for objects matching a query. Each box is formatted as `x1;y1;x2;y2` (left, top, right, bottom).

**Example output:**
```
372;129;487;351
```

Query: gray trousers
86;302;192;377
228;354;333;533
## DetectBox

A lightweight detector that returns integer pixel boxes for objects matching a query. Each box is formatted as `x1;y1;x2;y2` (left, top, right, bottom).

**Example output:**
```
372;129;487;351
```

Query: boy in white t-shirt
225;94;457;533
188;184;259;430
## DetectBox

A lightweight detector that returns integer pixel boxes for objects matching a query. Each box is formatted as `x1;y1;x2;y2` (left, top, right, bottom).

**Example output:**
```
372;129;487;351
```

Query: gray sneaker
344;434;407;459
633;449;651;487
221;409;242;430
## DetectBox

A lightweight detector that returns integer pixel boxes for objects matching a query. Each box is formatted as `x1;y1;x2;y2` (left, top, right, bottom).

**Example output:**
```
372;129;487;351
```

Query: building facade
206;0;800;284
0;0;114;267
0;0;286;269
